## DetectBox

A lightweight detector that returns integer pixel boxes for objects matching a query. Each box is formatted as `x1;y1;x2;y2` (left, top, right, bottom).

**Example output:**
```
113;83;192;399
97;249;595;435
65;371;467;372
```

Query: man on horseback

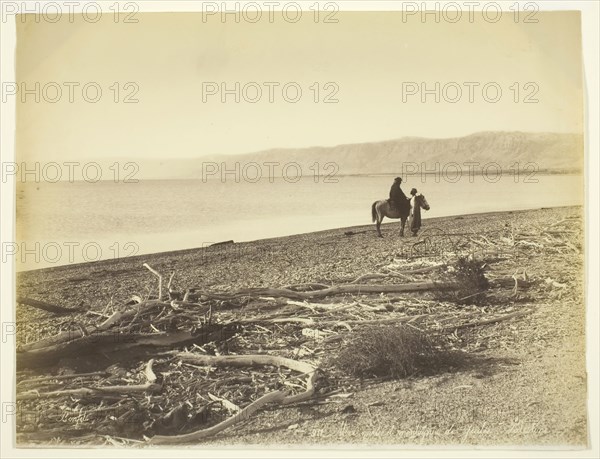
389;177;410;213
373;181;429;238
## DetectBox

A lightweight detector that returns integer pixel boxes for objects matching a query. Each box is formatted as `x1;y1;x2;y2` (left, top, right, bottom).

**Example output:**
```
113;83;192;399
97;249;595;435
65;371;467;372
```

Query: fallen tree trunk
19;300;166;353
18;360;159;400
192;282;457;301
16;296;81;314
17;324;239;370
191;276;523;302
17;382;161;401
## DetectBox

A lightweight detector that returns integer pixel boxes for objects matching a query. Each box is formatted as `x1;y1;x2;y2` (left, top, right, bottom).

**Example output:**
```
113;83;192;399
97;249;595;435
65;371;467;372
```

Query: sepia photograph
1;1;598;456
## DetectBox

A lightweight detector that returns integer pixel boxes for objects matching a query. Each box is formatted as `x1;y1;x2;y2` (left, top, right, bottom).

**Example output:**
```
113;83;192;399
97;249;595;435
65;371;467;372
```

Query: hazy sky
16;11;583;160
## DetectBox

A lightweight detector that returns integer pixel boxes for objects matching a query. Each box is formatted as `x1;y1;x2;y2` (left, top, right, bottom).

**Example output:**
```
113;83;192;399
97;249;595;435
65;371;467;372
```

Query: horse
371;194;430;238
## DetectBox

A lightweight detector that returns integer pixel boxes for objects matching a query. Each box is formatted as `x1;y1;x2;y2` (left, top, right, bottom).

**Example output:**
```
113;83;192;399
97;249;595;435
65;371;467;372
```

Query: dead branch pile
16;223;556;446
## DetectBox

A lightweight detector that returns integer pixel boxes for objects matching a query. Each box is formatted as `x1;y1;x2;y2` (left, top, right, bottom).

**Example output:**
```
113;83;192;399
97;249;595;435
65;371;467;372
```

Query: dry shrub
329;324;466;379
435;257;490;305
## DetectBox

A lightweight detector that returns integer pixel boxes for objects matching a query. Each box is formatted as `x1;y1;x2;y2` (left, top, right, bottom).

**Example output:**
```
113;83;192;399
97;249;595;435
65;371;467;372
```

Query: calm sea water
15;174;583;271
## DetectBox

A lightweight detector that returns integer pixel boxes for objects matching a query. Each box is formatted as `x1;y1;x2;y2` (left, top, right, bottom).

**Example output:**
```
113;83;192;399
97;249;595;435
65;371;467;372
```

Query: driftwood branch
144;359;157;383
17;324;235;369
17;371;110;387
150;391;285;445
19;301;166;353
18;359;160;400
149;353;318;444
193;282;456;301
17;382;161;401
16;297;81;314
442;309;533;331
143;263;163;301
280;282;332;291
336;264;447;284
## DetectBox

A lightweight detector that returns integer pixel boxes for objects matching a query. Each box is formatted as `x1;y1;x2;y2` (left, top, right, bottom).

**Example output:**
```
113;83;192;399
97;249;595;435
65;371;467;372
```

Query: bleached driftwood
280;282;332;291
17;371;110;387
149;353;317;444
150;391;286;445
17;383;161;401
18;360;160;400
144;359;157;383
193;282;456;301
441;308;533;331
144;263;164;301
208;393;241;414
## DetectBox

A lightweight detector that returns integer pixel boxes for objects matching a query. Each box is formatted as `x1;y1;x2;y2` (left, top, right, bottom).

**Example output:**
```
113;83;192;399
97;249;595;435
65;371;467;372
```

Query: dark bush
329;324;466;379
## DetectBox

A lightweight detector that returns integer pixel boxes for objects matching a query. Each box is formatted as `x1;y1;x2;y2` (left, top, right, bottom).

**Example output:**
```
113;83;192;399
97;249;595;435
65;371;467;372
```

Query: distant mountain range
101;131;584;180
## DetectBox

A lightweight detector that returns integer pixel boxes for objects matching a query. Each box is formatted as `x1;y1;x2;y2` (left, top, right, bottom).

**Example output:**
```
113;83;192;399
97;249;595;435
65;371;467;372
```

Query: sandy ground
15;206;588;447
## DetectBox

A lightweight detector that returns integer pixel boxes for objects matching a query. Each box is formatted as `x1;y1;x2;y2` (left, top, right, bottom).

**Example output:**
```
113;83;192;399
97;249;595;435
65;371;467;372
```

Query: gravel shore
15;206;588;446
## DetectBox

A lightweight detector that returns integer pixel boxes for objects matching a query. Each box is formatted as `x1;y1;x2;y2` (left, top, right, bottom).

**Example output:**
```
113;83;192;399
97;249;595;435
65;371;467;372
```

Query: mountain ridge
80;131;584;180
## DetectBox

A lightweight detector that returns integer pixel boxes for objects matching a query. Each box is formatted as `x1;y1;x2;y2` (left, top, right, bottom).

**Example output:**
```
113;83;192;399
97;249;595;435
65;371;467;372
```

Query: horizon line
37;129;583;163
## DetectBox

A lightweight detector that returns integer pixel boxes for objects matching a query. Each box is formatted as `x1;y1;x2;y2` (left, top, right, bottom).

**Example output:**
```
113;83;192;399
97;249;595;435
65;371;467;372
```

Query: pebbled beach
14;206;588;446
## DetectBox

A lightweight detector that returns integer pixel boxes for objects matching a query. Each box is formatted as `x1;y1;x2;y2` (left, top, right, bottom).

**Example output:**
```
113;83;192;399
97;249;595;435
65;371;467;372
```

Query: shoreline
16;205;581;275
14;170;583;184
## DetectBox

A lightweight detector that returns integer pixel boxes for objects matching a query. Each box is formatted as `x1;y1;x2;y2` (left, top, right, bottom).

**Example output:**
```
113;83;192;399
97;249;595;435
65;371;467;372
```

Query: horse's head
417;194;430;211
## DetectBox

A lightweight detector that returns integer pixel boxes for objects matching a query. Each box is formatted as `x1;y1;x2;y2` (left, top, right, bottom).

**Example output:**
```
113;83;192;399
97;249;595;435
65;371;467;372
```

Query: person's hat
394;177;402;182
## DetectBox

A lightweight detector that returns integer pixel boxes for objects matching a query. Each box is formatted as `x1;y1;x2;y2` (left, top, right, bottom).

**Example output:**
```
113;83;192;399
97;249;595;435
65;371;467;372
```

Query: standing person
409;188;422;235
389;177;410;212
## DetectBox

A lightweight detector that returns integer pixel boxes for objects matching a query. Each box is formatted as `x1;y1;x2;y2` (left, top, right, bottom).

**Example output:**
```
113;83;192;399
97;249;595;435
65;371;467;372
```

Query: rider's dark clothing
389;182;410;212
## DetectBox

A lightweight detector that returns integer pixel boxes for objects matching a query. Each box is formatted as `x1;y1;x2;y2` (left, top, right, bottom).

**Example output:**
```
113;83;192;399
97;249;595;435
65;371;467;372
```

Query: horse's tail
371;201;378;222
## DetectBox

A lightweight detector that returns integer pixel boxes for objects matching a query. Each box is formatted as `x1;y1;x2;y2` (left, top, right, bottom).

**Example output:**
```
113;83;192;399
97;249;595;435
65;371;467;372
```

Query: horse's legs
400;217;406;237
376;215;383;238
